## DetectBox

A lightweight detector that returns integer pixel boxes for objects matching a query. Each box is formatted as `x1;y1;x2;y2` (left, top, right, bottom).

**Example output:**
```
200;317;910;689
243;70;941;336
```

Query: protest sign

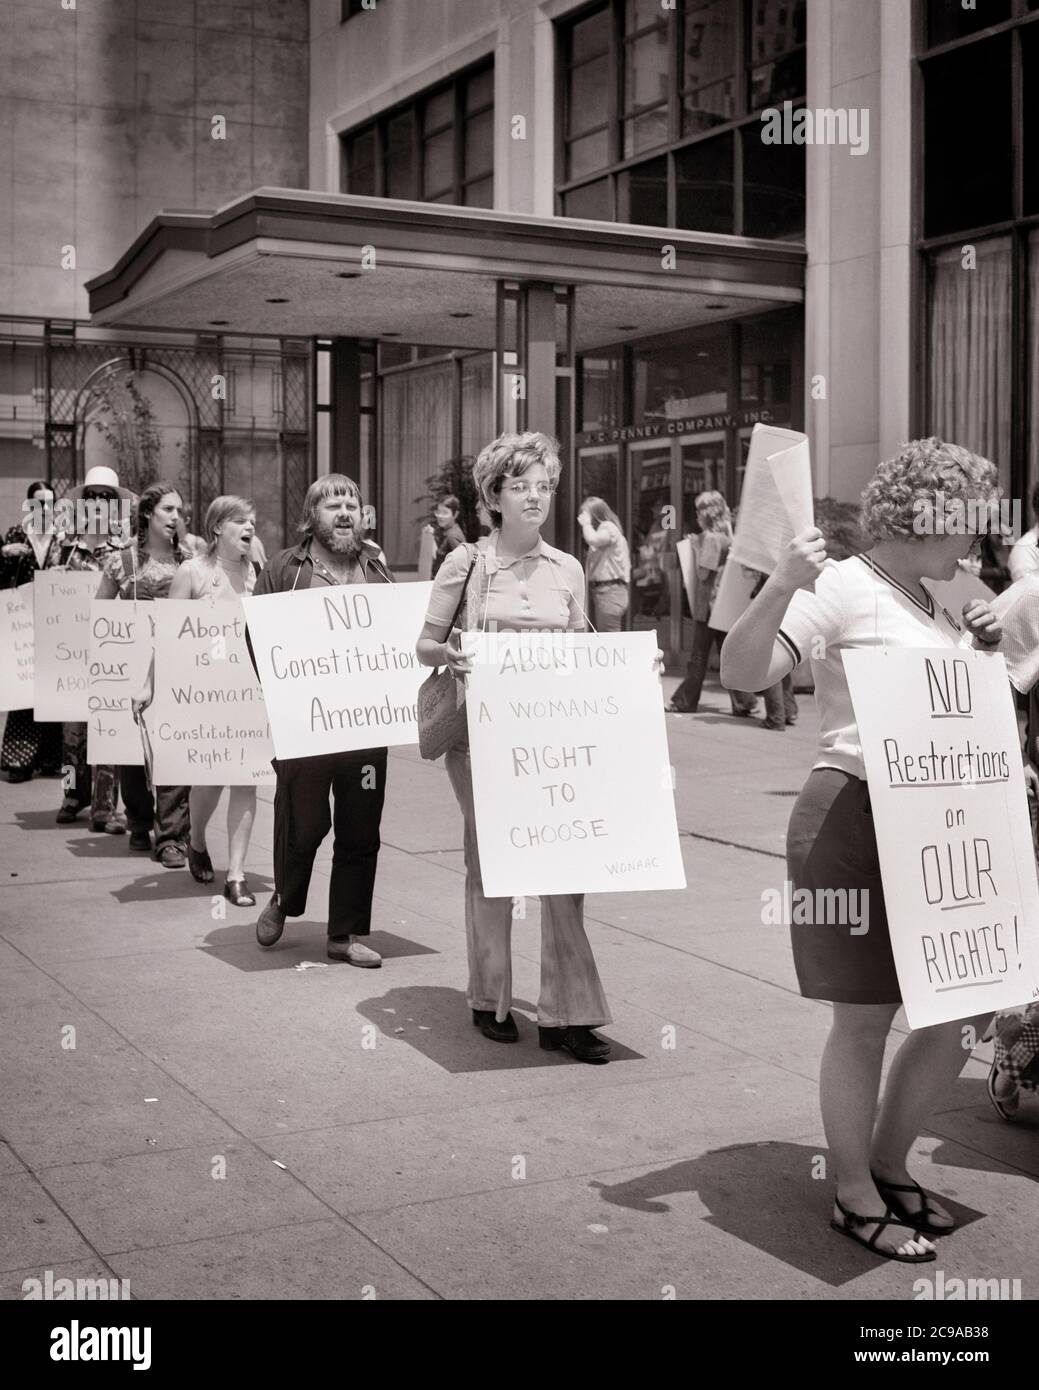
676;536;697;616
86;602;154;766
708;559;759;634
242;582;433;759
32;569;97;721
150;601;275;784
465;631;686;896
845;647;1039;1028
0;583;34;712
730;423;813;576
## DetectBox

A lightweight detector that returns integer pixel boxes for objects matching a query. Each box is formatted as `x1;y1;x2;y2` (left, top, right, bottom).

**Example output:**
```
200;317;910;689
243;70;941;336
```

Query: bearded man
250;475;392;964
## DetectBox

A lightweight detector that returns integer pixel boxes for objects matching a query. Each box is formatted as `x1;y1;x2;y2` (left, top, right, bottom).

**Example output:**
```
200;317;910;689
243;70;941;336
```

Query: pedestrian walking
578;496;630;632
667;491;757;717
136;496;262;905
1;481;63;781
97;480;191;866
720;437;1004;1262
252;475;390;966
416;431;613;1064
54;466;133;831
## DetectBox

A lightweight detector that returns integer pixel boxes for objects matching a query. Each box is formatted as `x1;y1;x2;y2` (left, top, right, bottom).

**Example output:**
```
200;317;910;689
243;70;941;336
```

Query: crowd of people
3;432;1038;1253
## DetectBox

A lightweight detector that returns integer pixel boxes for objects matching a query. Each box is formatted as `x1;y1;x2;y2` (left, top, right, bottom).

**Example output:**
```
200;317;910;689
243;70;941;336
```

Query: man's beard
314;516;364;558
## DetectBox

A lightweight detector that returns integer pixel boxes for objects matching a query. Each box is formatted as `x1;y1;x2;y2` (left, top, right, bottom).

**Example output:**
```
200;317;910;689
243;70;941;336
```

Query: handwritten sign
0;583;35;712
465;631;686;896
845;648;1039;1028
150;601;275;784
86;601;154;766
32;569;97;721
242;582;433;759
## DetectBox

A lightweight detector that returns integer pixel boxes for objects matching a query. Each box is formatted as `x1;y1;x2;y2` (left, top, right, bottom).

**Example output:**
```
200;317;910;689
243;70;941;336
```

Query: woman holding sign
417;431;613;1065
721;438;1004;1262
1;480;64;782
133;496;262;905
96;481;191;868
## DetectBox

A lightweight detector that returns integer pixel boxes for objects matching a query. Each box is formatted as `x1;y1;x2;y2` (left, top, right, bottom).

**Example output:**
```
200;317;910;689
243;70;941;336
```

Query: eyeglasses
503;481;553;498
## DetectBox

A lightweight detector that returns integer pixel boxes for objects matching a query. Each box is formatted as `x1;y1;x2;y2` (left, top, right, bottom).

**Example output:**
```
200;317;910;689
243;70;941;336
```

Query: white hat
69;466;134;502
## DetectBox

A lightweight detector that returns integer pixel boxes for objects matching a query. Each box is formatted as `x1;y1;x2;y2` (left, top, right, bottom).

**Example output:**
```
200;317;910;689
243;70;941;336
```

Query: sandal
830;1195;935;1263
187;845;213;882
871;1173;956;1237
986;1063;1020;1122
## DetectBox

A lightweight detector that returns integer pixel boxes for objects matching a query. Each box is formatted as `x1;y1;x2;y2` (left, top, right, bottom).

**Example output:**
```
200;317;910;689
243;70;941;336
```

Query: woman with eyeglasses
416;432;614;1064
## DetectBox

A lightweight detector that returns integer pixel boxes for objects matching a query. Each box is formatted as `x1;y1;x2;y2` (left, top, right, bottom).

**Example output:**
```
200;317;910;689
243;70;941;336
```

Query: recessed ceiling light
696;351;709;358
449;311;473;319
615;324;638;331
704;301;729;310
209;319;229;326
266;297;289;304
382;331;401;337
335;272;360;279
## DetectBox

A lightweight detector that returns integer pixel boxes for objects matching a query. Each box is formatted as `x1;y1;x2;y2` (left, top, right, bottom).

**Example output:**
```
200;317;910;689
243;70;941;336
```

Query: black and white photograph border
0;0;1036;1354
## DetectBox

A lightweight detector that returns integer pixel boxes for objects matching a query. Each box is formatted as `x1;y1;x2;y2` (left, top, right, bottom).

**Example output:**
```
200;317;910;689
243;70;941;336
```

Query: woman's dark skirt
786;767;902;1005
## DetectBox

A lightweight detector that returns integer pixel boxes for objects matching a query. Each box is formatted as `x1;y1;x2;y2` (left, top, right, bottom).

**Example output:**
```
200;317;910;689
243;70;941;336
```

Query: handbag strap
447;544;479;632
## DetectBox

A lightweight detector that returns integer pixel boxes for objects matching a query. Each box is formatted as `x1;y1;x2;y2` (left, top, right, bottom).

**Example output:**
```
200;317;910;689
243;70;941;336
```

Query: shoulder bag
417;544;479;760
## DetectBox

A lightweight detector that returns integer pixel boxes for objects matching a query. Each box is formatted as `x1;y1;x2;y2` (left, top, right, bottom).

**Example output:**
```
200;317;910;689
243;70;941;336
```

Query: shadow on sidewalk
197;926;437;972
590;1141;985;1286
356;985;643;1073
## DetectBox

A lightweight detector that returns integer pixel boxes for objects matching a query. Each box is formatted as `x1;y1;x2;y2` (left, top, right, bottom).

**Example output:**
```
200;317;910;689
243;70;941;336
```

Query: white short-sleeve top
777;554;970;780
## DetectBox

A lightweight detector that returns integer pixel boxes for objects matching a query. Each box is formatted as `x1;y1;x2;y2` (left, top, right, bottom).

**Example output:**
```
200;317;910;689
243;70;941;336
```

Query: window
340;61;493;208
922;36;1012;236
557;0;806;238
917;3;1038;506
926;0;1011;47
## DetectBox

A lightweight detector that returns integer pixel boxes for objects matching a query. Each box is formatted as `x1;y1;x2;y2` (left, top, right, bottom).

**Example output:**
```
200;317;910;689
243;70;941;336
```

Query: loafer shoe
92;815;126;835
129;830;152;852
327;938;382;967
472;1009;519;1043
156;843;186;869
256;895;286;948
56;801;84;824
539;1025;611;1064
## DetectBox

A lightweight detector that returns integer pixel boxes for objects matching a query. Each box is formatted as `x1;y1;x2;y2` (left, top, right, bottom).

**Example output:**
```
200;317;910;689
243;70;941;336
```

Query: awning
86;188;805;349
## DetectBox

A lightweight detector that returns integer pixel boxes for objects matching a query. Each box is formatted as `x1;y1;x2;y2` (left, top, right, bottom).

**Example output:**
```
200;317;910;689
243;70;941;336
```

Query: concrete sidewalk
1;678;1036;1301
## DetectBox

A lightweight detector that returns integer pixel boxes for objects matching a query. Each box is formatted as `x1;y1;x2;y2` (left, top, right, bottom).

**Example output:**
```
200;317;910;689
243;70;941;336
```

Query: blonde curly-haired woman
721;437;1004;1263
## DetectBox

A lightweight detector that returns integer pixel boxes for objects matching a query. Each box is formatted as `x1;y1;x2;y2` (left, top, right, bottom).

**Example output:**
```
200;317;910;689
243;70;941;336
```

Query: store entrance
627;431;730;657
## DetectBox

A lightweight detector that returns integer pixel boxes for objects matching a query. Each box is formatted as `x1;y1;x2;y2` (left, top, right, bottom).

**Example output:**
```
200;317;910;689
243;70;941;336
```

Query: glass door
677;433;728;532
629;439;674;649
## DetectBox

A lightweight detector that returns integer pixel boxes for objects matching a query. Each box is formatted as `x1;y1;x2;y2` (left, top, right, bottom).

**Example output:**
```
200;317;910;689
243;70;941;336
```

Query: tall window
557;0;806;238
918;3;1039;499
341;61;494;208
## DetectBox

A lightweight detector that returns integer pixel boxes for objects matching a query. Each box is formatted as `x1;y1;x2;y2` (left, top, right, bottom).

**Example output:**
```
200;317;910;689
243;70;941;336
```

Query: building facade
4;0;1036;654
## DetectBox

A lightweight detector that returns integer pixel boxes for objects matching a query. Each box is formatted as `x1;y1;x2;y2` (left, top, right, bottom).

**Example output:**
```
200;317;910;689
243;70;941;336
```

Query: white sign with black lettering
86;601;153;766
242;582;433;759
150;601;275;784
32;569;97;720
465;631;686;896
0;583;34;712
845;647;1039;1028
